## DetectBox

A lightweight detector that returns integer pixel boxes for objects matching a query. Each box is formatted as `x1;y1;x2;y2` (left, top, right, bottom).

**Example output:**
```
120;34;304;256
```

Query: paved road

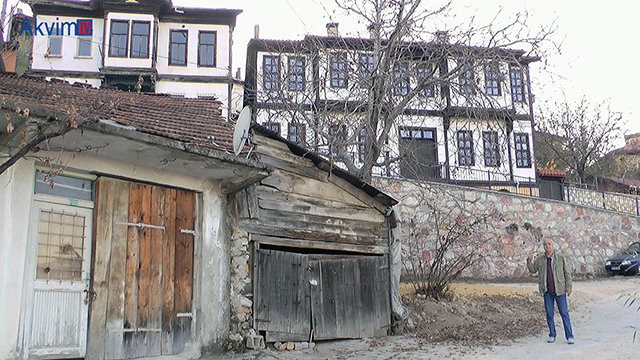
207;278;640;360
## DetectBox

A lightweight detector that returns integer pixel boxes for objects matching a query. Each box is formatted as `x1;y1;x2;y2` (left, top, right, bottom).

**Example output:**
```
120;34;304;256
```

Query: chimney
434;30;449;44
326;22;339;37
254;24;259;39
235;67;242;80
16;8;23;15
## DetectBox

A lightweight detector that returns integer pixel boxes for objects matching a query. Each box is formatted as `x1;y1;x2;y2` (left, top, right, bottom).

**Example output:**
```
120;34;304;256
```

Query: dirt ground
214;277;640;360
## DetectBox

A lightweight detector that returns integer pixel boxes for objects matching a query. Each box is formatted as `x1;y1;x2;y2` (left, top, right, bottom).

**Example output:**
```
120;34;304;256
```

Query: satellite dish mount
233;105;254;158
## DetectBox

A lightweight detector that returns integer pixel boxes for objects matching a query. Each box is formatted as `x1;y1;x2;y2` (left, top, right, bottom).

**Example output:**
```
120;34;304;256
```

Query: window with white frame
77;37;91;57
457;130;474;166
109;20;128;57
510;66;525;102
263;55;280;90
482;131;500;167
394;61;409;96
459;63;474;95
484;63;501;96
514;133;531;168
130;21;150;58
417;62;435;97
264;121;281;135
288;56;305;91
288;122;306;145
47;36;62;56
330;52;347;89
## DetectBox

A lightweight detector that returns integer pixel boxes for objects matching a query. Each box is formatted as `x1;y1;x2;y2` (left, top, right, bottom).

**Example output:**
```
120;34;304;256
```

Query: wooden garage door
255;249;390;342
88;178;196;359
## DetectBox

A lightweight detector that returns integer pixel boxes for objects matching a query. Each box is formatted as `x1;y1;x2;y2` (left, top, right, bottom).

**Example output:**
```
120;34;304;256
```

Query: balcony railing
395;162;640;217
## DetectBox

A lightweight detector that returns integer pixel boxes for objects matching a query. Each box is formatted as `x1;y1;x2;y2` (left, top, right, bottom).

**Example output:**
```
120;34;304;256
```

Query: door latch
83;289;97;305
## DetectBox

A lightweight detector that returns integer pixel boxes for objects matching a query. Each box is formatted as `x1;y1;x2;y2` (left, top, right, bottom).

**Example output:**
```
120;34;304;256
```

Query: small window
288;123;306;145
417;62;435;97
482;131;500;167
394;62;409;96
77;37;91;57
109;20;128;57
288;56;305;91
36;209;87;281
130;21;150;58
457;130;474;166
330;52;347;89
359;53;374;81
459;63;474;95
358;128;366;162
514;133;531;168
169;30;188;66
264;121;281;135
263;55;280;90
329;124;346;158
510;67;525;102
484;63;501;96
47;37;62;57
198;31;216;67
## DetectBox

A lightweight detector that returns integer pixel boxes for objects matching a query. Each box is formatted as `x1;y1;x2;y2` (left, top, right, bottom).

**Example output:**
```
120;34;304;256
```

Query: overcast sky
14;0;640;140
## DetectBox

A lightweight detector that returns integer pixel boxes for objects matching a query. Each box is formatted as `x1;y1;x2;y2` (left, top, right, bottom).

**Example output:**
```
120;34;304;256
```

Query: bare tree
247;0;556;182
535;97;624;184
400;184;499;300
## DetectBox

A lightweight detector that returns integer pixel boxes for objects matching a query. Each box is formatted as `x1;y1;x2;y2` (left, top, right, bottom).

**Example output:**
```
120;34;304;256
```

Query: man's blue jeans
544;292;573;340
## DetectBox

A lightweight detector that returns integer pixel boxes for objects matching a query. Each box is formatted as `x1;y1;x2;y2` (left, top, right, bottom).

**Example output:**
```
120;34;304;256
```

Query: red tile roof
602;176;640;188
537;168;566;178
0;73;235;152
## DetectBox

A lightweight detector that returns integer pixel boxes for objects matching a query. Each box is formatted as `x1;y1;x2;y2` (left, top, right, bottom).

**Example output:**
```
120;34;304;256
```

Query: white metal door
25;200;93;359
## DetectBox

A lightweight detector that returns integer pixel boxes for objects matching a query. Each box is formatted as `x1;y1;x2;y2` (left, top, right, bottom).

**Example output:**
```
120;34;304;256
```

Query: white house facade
23;0;243;119
243;25;539;186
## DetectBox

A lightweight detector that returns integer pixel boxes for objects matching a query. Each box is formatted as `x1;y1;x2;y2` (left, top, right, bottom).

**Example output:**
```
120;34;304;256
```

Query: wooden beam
252;234;388;255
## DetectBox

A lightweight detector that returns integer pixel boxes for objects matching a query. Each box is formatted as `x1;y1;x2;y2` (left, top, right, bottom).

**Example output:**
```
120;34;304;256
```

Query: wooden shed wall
235;135;389;254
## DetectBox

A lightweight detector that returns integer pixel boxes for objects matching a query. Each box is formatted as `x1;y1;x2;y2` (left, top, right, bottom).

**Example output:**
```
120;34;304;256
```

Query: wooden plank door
88;178;195;359
310;256;390;340
254;249;311;342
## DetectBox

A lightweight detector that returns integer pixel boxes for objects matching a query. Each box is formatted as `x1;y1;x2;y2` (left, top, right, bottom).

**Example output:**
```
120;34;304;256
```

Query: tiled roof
0;73;235;152
602;176;640;188
537;168;566;178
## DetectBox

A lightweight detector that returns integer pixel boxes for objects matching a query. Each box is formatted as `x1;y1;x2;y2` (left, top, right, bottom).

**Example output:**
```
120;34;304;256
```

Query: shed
228;124;398;343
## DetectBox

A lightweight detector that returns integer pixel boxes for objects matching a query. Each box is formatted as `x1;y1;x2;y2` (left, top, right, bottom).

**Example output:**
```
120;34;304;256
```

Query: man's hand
566;290;572;297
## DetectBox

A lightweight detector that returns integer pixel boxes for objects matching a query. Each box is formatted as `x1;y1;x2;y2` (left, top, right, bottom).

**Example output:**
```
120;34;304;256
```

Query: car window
625;243;640;254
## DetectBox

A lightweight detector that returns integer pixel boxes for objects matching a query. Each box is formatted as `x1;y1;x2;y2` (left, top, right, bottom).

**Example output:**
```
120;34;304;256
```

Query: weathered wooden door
309;256;390;340
255;249;390;342
25;201;94;359
88;178;196;359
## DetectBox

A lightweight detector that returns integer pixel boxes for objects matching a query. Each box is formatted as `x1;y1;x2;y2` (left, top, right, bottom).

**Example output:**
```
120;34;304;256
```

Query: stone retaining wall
373;177;640;278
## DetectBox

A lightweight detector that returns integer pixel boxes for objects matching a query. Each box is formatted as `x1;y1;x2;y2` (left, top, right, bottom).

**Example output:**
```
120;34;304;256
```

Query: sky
12;0;640;142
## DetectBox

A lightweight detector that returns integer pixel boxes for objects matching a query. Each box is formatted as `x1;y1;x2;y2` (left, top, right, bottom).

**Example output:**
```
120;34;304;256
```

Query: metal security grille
36;210;86;281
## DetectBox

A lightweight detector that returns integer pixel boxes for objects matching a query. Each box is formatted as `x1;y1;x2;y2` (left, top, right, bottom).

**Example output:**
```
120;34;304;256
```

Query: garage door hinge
115;221;165;230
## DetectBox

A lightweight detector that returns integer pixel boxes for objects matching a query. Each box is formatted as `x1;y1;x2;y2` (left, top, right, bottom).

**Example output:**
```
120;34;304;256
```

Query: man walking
527;238;574;344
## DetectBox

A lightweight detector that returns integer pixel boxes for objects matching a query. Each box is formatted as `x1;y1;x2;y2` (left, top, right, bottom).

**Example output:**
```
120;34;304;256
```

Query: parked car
605;242;640;276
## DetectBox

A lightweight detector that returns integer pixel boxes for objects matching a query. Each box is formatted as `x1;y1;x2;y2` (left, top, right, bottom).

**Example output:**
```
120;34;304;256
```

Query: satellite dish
233;106;252;156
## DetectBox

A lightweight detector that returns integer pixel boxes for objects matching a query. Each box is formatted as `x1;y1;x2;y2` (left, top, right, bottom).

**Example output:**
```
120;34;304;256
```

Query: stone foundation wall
373;177;640;278
228;229;254;349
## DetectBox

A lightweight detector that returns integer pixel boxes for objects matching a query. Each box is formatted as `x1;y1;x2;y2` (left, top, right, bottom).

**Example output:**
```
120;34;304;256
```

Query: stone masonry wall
227;229;254;349
373;177;640;278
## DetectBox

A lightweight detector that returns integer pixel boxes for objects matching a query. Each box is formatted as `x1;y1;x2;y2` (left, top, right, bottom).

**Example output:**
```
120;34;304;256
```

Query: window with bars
459;63;474;95
288;123;306;145
109;20;128;57
36;210;86;281
514;133;531;168
288;56;305;91
417;62;435;97
510;67;525;102
394;62;409;96
457;130;475;166
130;21;150;58
263;55;280;90
330;52;347;88
198;31;216;67
169;30;188;65
484;63;501;96
264;121;281;135
482;131;500;167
